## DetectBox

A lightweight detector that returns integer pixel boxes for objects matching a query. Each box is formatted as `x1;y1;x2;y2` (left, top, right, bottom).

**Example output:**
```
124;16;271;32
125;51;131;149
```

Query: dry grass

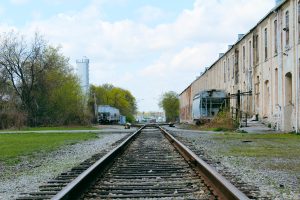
179;110;237;132
202;110;237;131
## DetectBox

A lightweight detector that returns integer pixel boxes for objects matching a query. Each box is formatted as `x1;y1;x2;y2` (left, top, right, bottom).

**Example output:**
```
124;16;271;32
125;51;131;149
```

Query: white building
179;0;300;132
76;57;89;95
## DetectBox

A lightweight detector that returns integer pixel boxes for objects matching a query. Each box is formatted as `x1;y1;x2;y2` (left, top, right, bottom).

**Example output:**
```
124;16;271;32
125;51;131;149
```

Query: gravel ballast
0;132;129;200
166;127;300;200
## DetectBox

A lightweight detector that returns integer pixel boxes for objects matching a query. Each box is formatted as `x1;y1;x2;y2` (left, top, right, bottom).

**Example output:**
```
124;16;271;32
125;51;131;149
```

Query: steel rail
159;126;250;200
51;125;145;200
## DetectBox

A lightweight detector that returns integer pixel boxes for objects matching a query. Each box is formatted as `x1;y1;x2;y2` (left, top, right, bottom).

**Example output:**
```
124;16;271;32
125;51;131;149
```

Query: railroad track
166;130;263;199
18;125;249;200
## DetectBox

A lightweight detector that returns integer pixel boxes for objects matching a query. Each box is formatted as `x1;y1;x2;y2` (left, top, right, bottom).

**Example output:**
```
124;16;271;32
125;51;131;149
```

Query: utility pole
94;93;97;118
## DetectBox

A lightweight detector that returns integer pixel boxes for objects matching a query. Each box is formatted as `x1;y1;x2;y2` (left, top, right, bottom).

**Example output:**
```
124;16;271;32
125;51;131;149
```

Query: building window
232;55;235;79
285;10;289;46
249;41;252;68
254;35;259;65
243;46;245;73
227;58;230;80
255;76;260;107
264;28;268;60
275;68;278;105
249;41;253;91
274;20;278;54
234;50;239;84
224;61;226;83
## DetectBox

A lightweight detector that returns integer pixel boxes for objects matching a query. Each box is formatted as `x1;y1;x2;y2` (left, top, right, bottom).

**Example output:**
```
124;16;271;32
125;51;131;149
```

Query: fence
229;90;252;127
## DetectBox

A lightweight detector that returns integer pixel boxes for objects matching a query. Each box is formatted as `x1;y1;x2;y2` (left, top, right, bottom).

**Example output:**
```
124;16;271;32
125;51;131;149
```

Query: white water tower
76;57;89;95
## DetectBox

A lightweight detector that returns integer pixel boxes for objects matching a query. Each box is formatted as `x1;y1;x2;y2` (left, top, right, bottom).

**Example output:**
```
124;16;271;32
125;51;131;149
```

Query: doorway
284;72;293;131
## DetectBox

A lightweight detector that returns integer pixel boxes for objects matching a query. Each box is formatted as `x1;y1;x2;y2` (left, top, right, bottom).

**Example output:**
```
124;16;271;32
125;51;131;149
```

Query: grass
0;132;98;165
0;126;99;131
213;133;300;158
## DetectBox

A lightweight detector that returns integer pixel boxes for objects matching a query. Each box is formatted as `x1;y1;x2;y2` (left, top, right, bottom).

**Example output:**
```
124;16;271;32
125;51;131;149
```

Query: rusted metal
159;126;250;200
82;127;214;199
18;124;251;200
50;125;145;200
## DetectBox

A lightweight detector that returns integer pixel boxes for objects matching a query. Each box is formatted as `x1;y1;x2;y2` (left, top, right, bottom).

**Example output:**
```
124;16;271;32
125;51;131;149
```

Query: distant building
76;57;89;94
135;111;165;123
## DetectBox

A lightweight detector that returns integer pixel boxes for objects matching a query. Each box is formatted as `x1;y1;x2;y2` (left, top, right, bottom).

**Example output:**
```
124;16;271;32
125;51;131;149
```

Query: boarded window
298;1;300;42
234;50;239;84
227;58;230;80
255;76;260;107
224;61;226;83
232;55;235;79
243;46;245;73
275;68;278;105
254;35;259;65
249;41;252;68
274;20;278;54
264;28;268;60
285;10;289;46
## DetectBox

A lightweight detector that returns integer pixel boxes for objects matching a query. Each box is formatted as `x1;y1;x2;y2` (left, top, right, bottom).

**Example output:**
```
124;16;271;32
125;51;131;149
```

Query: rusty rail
51;125;145;200
159;126;249;200
24;124;250;200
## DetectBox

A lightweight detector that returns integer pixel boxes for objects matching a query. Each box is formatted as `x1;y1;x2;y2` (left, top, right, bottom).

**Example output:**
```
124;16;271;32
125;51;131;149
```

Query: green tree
0;32;49;125
0;32;91;127
89;84;137;123
35;46;91;125
159;91;179;122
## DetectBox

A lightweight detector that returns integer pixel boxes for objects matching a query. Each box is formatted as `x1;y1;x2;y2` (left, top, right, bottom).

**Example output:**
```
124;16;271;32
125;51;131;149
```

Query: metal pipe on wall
294;0;299;133
276;9;283;131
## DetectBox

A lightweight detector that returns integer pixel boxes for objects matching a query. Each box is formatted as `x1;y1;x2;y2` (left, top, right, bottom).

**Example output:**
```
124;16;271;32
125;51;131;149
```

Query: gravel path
0;133;129;200
165;127;300;200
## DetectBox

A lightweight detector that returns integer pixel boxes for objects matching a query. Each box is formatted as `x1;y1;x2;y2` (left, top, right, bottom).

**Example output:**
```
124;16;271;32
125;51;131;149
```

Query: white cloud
14;0;274;111
137;5;166;23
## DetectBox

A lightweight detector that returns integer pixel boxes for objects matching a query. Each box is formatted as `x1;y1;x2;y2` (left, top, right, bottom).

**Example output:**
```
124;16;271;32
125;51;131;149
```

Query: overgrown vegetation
0;31;90;128
201;110;237;131
159;91;179;122
179;110;237;131
0;132;98;165
89;84;137;123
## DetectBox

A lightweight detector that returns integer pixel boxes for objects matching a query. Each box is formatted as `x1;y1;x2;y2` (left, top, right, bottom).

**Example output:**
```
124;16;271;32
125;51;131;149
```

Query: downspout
295;1;299;134
276;9;283;131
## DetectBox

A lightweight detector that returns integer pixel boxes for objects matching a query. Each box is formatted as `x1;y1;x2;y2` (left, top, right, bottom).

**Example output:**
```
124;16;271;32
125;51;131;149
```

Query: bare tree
0;31;48;125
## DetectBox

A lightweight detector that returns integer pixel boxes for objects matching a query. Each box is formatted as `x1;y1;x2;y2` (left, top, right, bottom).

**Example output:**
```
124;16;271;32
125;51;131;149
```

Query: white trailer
98;105;120;124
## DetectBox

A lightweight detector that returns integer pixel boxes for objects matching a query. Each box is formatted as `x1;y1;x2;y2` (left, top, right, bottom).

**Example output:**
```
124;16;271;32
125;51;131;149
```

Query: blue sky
1;0;194;26
0;0;275;111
